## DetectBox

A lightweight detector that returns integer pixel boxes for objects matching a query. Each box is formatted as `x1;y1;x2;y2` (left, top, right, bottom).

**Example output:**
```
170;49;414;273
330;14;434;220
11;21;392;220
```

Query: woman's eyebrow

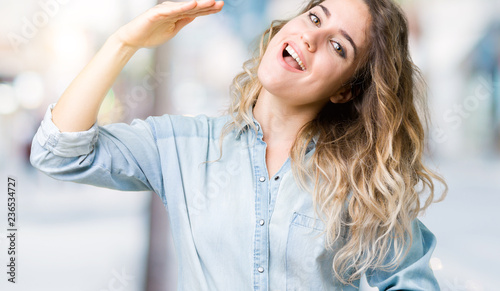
318;4;331;17
318;4;358;59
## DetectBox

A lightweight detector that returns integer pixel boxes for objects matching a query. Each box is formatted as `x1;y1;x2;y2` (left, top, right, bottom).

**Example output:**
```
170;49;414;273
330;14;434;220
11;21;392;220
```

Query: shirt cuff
35;103;99;157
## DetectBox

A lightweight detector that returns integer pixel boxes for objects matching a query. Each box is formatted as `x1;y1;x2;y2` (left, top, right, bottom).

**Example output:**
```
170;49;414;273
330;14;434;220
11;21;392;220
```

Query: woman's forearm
51;0;223;132
52;34;138;132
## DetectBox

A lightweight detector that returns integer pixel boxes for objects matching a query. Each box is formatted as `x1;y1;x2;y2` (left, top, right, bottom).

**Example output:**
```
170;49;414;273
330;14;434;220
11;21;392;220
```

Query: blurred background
0;0;499;290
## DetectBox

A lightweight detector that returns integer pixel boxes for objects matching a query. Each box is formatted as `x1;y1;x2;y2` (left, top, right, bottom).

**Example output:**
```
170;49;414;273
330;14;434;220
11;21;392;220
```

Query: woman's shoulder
144;113;233;140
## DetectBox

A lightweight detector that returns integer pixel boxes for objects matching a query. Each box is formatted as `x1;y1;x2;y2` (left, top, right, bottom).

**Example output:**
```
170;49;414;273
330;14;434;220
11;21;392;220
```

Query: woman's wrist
107;32;140;59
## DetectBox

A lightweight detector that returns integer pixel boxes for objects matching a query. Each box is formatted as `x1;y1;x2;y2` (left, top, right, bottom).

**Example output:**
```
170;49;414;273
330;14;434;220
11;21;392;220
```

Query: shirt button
258;267;264;273
274;176;280;181
259;176;266;182
259;219;265;226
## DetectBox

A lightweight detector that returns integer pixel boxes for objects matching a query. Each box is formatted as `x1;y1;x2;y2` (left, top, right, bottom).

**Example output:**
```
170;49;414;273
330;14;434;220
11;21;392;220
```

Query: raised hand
115;0;224;49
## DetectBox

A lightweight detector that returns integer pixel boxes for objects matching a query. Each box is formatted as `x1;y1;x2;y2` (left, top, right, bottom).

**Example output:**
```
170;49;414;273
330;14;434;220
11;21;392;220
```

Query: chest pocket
285;212;347;291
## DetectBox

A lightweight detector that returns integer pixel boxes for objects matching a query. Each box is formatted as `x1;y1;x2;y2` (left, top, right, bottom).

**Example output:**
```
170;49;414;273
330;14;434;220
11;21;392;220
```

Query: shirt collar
234;110;319;154
234;109;262;140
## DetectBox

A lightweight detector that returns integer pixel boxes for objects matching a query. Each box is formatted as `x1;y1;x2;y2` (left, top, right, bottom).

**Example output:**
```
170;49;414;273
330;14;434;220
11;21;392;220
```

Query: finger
161;0;223;14
160;1;197;9
176;7;223;18
170;8;222;23
184;7;224;18
150;1;222;26
157;7;222;23
172;16;196;34
158;0;215;12
155;1;198;16
193;0;224;10
168;2;223;18
191;1;224;12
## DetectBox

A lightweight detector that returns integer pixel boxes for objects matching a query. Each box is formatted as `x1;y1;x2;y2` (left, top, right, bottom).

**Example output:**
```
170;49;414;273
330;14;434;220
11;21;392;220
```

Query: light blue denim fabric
31;104;440;291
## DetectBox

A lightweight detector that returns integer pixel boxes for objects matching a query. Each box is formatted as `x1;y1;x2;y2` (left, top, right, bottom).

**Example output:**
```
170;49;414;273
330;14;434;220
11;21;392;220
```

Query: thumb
173;17;195;34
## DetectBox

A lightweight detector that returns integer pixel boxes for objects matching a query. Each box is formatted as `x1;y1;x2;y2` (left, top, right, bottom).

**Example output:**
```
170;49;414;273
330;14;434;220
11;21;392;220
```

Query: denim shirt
30;104;440;291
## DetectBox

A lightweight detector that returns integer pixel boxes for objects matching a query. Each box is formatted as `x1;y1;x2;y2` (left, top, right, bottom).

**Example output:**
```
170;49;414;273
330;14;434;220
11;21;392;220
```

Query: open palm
115;0;224;49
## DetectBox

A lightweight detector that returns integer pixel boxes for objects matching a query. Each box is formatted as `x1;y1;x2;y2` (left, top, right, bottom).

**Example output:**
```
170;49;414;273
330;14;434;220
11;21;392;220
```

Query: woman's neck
252;89;323;145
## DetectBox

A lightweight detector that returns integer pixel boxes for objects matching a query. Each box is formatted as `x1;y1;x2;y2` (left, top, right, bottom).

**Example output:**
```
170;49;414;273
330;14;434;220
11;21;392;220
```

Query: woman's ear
329;85;353;104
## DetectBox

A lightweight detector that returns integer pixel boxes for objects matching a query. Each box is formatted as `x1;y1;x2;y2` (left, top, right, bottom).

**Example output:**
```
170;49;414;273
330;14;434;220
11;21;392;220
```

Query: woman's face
258;0;371;108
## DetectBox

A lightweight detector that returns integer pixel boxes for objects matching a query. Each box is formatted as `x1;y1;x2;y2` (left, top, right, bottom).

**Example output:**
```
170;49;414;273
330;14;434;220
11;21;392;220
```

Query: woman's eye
309;13;320;26
332;41;345;57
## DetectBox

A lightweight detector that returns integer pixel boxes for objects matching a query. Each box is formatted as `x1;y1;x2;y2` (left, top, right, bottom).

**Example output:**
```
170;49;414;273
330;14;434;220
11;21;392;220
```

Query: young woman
31;0;447;289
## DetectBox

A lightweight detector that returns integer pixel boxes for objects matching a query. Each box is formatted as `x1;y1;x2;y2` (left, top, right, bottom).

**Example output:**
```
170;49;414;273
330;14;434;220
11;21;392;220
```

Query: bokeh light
14;71;45;110
430;257;443;271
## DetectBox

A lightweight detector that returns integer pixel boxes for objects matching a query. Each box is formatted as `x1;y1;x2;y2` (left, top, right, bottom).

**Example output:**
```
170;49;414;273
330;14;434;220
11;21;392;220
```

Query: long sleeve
30;104;164;194
365;219;440;290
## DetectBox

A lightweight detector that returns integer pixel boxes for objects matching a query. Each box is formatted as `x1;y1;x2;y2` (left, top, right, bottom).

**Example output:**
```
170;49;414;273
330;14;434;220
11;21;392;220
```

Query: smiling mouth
282;44;306;71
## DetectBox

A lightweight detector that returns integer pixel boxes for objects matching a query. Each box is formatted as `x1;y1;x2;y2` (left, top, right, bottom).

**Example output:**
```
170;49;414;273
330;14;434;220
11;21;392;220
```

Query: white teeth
285;45;306;71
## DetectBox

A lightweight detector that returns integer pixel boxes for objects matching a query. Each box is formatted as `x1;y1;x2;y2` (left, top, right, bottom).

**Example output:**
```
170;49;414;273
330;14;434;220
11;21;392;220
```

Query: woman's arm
52;0;224;132
366;219;440;290
31;105;165;193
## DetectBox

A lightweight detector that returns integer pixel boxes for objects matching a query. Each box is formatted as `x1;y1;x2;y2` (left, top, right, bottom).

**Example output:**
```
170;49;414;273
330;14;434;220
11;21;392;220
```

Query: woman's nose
301;30;318;52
